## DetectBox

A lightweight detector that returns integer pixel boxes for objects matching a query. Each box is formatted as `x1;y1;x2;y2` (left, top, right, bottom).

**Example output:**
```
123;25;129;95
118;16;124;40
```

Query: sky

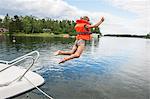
0;0;149;35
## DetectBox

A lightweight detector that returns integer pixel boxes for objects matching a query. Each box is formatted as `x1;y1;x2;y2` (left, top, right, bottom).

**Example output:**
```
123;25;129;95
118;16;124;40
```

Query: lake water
0;35;150;99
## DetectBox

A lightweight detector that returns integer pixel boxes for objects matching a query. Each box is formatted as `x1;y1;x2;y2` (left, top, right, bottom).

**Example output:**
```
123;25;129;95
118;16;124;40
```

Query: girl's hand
101;17;104;22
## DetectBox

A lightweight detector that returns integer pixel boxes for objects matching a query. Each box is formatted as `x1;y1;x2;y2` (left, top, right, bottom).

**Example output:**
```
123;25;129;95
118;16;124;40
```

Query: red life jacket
75;19;92;40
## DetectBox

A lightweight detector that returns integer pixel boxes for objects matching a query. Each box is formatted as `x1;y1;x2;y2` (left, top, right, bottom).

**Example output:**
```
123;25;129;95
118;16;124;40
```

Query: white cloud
104;0;150;34
0;0;77;18
106;0;149;14
0;0;149;35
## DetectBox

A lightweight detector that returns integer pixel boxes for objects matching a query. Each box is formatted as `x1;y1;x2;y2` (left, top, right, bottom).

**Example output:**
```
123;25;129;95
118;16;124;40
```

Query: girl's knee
74;53;81;58
69;51;75;54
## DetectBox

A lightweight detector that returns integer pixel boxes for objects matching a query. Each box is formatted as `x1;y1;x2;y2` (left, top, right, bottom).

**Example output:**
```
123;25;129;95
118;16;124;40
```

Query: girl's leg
59;44;85;64
54;45;77;55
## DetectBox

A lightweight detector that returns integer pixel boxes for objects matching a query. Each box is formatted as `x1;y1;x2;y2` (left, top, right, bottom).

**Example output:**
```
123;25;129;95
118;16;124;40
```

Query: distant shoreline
1;33;149;39
104;34;150;39
12;33;64;37
2;33;75;38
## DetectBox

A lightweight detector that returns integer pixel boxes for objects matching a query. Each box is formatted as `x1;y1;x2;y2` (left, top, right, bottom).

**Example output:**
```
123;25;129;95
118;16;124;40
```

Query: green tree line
0;14;101;36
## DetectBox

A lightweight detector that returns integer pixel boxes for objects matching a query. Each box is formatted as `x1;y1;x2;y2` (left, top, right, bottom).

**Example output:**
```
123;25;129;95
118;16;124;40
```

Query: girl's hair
82;16;90;21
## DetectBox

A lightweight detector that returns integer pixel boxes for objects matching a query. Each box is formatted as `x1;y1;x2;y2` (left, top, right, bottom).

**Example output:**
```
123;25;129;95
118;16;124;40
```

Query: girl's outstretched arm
88;17;104;28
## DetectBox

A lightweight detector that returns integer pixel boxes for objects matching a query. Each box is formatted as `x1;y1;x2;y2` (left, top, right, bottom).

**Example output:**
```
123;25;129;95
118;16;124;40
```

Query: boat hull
0;63;44;99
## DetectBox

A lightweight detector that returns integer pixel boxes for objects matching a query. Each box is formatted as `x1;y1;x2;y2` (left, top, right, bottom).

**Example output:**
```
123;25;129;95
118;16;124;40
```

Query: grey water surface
0;35;150;99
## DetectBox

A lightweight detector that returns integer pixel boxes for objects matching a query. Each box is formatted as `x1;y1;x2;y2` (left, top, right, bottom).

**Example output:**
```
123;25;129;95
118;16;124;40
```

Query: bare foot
54;50;61;56
58;58;66;64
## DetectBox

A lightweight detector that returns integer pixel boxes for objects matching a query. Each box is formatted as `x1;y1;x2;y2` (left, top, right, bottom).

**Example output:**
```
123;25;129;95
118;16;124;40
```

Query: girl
55;16;104;64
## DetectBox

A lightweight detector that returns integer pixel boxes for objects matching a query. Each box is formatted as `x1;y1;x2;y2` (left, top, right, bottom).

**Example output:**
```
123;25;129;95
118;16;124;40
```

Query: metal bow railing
0;51;39;80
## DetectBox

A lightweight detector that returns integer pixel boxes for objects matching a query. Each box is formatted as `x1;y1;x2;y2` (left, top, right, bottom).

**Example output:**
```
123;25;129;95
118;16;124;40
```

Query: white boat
0;51;45;99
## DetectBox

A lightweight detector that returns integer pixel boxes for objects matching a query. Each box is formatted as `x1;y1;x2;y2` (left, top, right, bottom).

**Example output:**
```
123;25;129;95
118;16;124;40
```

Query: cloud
104;0;150;34
0;0;149;35
106;0;149;14
0;0;75;19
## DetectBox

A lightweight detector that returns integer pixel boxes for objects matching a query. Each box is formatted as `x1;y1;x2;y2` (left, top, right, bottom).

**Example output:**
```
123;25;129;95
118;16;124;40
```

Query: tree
91;27;102;35
9;15;23;33
22;16;31;33
3;13;10;29
0;18;2;27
